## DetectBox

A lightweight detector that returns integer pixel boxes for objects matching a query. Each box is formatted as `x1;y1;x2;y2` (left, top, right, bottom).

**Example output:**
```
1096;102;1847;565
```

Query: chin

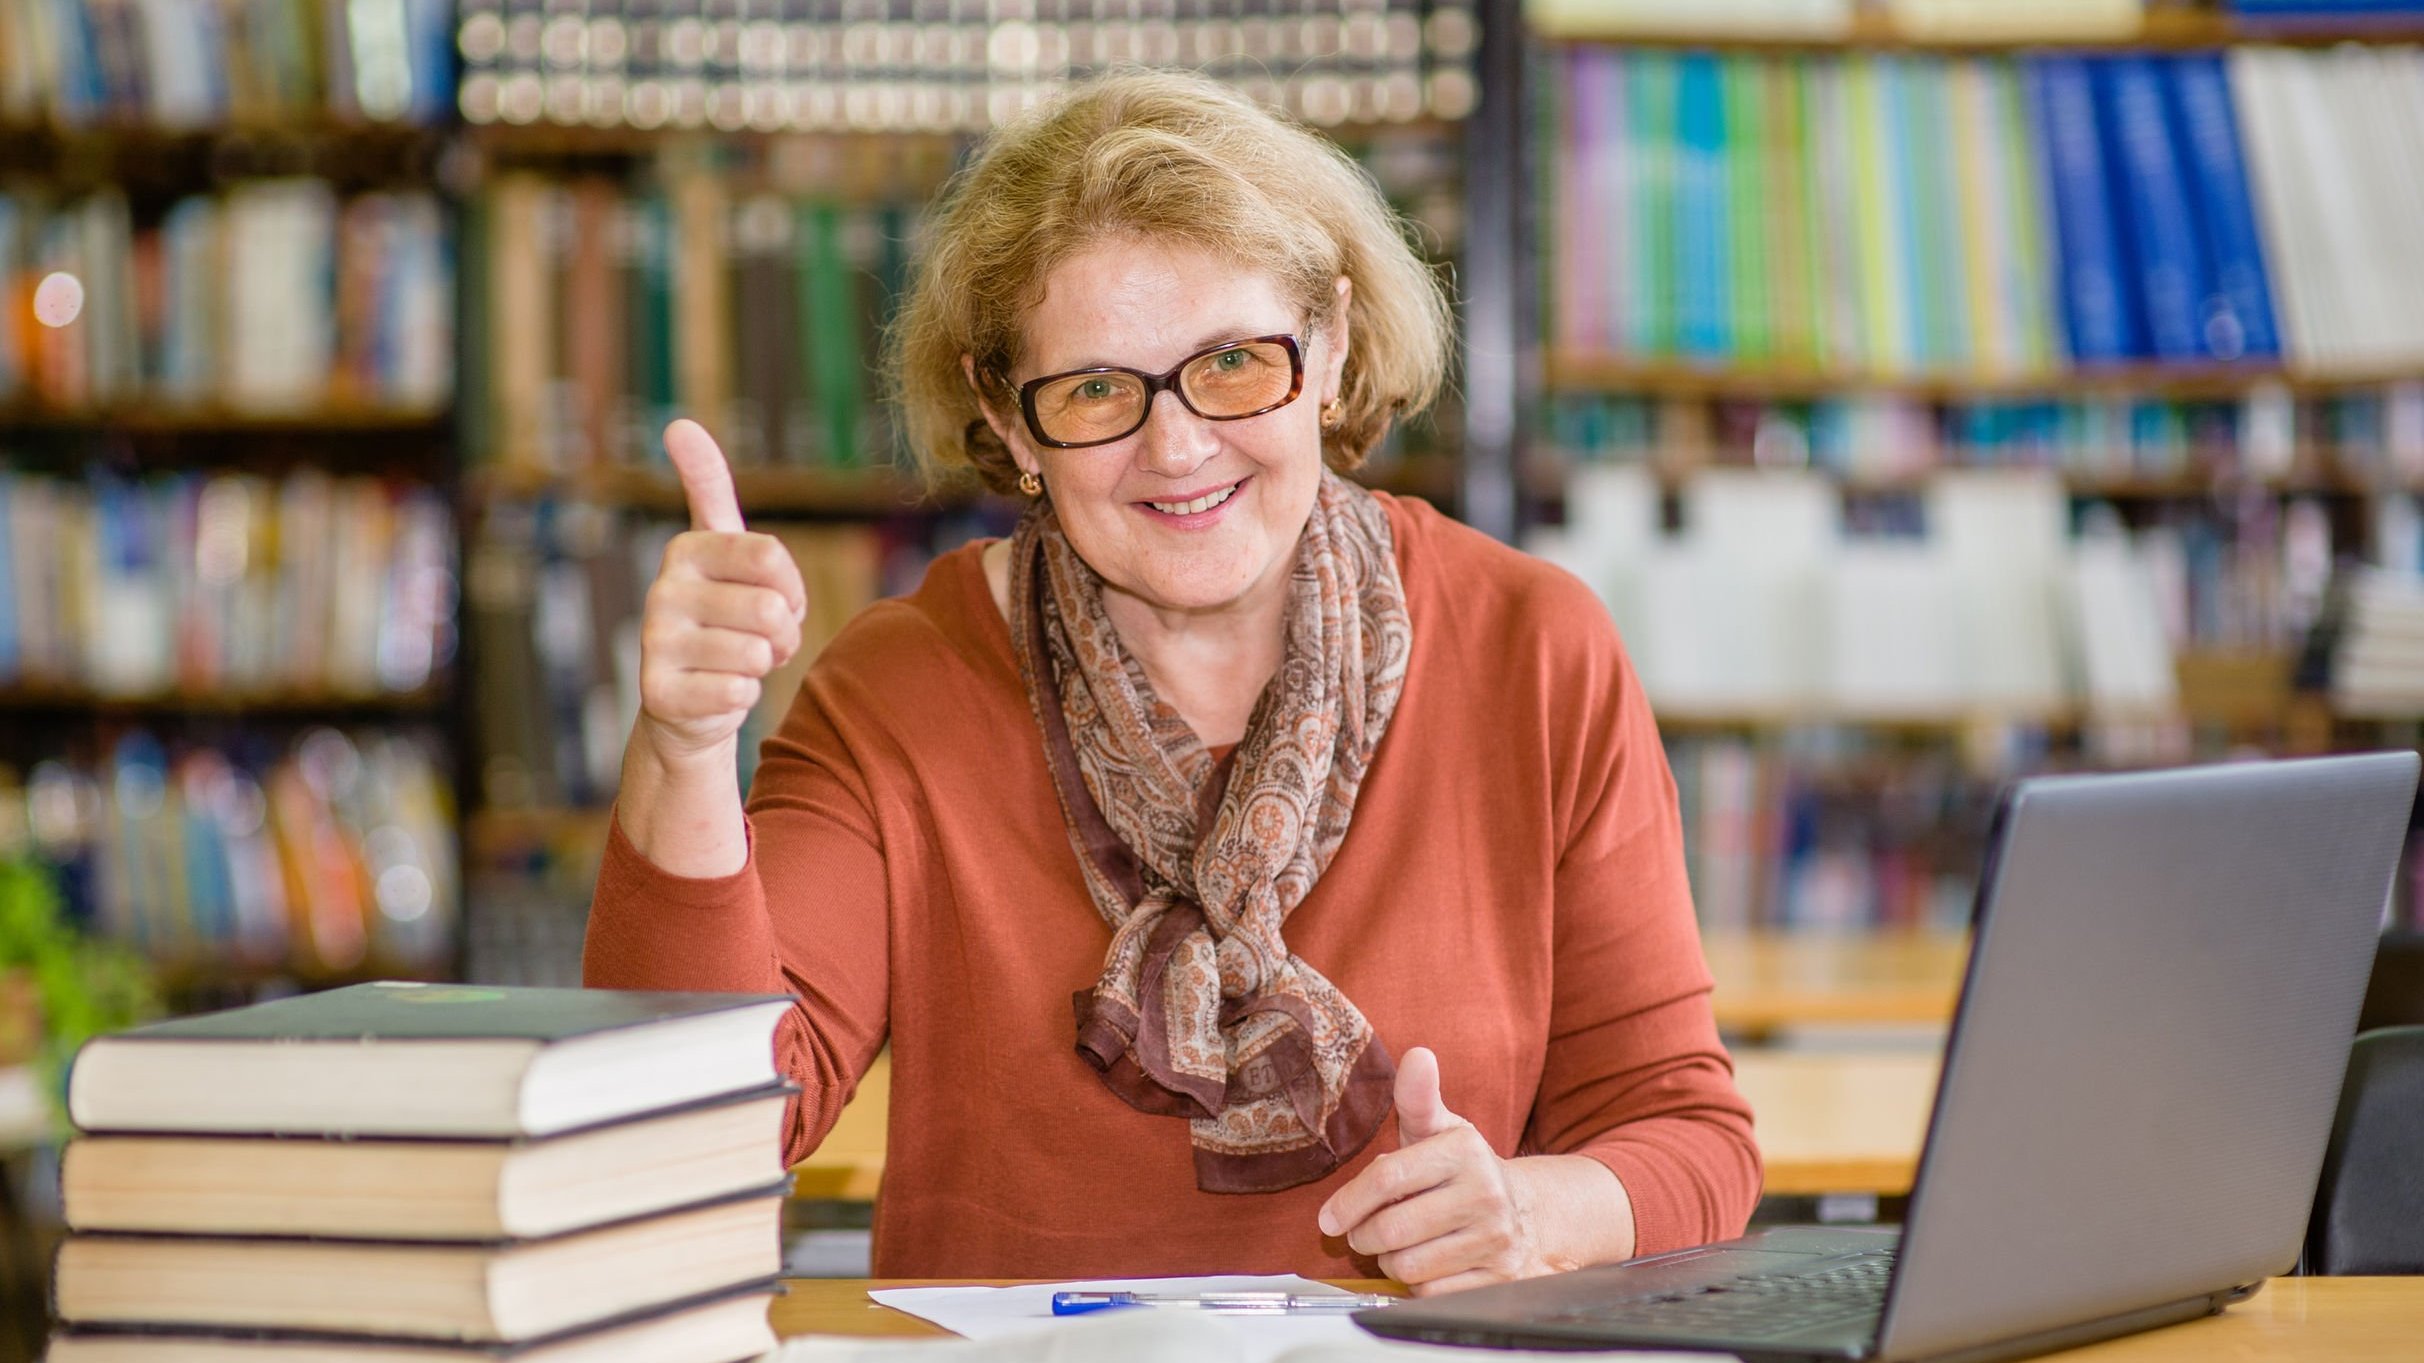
1132;545;1270;611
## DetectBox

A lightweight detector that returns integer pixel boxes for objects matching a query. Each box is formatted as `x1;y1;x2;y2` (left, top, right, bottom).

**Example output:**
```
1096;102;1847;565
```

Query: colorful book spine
2167;52;2282;361
1674;52;1733;362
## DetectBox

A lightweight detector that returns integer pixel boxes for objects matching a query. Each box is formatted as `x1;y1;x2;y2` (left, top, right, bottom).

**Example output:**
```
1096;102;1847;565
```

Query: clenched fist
634;419;809;770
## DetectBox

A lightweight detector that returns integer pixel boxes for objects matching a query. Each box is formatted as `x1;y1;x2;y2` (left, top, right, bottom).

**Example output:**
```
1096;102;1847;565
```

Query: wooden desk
1734;1048;1937;1197
769;1278;2424;1359
1703;931;1968;1040
792;1048;1944;1203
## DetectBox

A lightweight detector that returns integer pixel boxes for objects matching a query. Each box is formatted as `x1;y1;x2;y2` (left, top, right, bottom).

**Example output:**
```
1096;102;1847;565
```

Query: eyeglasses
1013;334;1306;450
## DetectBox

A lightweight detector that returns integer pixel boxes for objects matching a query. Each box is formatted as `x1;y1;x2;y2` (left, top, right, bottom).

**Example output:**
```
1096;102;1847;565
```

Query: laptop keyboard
1552;1251;1896;1340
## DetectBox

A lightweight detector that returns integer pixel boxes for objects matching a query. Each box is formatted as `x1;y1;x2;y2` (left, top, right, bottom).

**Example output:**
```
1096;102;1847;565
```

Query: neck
1098;545;1295;752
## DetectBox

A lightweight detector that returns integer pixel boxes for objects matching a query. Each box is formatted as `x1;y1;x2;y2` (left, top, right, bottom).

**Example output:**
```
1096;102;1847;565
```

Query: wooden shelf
150;957;447;996
1546;354;2424;405
1648;650;2318;736
0;686;445;717
465;457;1463;513
1531;8;2424;52
467;805;614;857
0;403;449;434
467;463;987;515
0;119;444;144
1558;462;2405;500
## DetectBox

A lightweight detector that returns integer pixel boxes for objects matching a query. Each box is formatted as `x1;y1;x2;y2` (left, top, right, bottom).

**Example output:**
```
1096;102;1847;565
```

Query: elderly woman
586;68;1758;1292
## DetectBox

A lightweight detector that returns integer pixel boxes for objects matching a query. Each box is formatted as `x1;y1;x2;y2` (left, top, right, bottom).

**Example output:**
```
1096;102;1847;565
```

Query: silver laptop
1358;753;2419;1363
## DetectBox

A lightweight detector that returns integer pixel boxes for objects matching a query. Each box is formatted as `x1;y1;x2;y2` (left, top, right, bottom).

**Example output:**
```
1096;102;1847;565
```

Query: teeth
1149;484;1239;516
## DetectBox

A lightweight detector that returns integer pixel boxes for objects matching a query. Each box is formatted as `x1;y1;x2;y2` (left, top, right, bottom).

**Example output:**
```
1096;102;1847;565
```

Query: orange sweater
585;494;1760;1278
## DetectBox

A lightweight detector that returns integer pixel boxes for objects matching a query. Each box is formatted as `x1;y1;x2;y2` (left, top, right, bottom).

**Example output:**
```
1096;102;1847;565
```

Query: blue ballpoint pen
1051;1291;1401;1316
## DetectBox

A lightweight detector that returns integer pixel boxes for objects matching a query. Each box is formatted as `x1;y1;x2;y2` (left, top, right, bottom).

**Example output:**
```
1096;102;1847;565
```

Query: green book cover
797;201;864;469
1847;56;1910;374
1767;59;1816;366
1997;60;2060;373
1902;59;1968;372
627;191;675;467
1628;50;1678;358
1726;56;1773;365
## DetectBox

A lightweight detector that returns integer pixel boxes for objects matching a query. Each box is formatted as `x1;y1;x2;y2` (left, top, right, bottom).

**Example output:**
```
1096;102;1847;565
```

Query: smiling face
975;236;1350;621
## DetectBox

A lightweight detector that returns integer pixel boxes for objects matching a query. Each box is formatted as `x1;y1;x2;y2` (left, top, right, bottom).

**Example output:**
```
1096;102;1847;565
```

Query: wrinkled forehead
1010;234;1309;381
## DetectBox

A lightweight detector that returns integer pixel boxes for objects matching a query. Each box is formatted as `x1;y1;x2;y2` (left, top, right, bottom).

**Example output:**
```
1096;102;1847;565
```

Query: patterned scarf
1008;470;1414;1193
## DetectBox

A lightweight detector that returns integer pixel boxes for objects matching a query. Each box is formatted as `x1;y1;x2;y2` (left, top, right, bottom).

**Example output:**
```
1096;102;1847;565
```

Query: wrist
631;718;740;782
1507;1153;1634;1276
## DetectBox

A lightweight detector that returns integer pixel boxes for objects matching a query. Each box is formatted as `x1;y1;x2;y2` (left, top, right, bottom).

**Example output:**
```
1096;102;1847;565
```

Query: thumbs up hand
634;420;809;769
1316;1047;1621;1297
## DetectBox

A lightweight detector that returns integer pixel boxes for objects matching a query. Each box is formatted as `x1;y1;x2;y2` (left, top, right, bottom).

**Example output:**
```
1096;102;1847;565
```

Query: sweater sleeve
584;637;896;1168
1523;607;1763;1258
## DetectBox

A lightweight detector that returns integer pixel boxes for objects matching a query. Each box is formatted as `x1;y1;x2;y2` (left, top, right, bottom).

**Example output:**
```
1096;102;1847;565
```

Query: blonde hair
889;69;1454;494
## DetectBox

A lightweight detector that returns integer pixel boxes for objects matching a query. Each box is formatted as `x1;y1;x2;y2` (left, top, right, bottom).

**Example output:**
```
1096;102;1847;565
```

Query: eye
1077;379;1115;400
1213;349;1250;371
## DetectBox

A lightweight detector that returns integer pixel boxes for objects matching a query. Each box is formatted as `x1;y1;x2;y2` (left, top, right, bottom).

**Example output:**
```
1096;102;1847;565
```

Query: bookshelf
440;1;1494;988
0;2;466;1032
1521;2;2424;951
1529;7;2424;50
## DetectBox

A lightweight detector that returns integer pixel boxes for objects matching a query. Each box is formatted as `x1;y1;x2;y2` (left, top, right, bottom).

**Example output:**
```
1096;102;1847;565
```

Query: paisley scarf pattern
1008;470;1414;1192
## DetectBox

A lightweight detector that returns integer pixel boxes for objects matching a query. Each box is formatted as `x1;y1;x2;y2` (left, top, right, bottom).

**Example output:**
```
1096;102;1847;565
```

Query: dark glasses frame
1012;333;1306;450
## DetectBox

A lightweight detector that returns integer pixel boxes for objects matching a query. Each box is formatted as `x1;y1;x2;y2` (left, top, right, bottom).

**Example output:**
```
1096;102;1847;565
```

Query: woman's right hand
635;419;808;772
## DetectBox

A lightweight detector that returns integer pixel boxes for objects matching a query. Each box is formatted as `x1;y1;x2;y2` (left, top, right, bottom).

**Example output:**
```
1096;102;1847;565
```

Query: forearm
614;723;749;878
1509;1153;1638;1273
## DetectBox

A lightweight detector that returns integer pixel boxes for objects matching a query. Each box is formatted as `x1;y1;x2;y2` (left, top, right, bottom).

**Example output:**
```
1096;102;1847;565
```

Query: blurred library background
8;0;2424;1350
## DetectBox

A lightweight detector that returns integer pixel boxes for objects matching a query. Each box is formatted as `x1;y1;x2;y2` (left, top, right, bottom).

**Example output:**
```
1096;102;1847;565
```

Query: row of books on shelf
1535;1;2423;41
0;0;456;130
1527;464;2391;717
1;728;457;976
467;174;906;477
1540;385;2424;488
470;498;918;811
1667;731;2424;933
1547;45;2424;377
0;468;456;701
47;984;789;1361
0;183;452;417
455;0;1479;134
462;136;1460;477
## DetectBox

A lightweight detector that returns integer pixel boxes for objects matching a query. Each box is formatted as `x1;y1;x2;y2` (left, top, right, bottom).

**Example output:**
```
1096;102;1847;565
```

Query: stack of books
45;981;796;1362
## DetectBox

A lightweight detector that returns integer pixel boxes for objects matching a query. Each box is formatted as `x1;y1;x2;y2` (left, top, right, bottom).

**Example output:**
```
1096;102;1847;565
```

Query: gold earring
1320;399;1344;431
1018;469;1042;497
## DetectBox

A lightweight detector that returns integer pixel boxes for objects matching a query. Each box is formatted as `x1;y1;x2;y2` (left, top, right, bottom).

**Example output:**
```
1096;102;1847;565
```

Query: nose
1132;387;1220;478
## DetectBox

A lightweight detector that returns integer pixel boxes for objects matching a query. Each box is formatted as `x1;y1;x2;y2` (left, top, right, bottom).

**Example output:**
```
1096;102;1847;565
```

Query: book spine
2097;55;2210;362
1674;52;1732;362
2167;51;2283;361
2027;54;2140;363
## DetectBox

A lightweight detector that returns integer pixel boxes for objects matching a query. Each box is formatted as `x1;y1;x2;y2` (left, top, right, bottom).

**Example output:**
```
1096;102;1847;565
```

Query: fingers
648;581;803;667
667;419;745;533
666;531;808;619
640;662;762;726
1394;1046;1466;1145
1318;1131;1468;1238
1341;1175;1494;1258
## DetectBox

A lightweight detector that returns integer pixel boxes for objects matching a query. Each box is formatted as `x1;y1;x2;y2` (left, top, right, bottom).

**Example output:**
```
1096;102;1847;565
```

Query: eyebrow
1034;325;1293;379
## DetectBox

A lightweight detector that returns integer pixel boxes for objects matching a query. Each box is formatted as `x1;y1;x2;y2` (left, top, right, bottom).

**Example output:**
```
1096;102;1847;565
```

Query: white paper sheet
751;1276;1735;1363
865;1275;1365;1362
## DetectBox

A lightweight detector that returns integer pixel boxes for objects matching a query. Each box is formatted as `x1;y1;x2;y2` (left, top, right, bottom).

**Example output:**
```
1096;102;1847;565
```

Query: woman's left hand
1317;1046;1628;1296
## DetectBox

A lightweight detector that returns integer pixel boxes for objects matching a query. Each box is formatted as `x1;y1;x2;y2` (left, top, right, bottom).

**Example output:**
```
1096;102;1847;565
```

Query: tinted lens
1030;371;1148;445
1179;340;1298;417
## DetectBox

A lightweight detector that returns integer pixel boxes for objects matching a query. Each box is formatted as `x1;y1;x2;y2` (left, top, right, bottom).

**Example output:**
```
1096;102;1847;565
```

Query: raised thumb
1394;1046;1463;1145
665;418;744;533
